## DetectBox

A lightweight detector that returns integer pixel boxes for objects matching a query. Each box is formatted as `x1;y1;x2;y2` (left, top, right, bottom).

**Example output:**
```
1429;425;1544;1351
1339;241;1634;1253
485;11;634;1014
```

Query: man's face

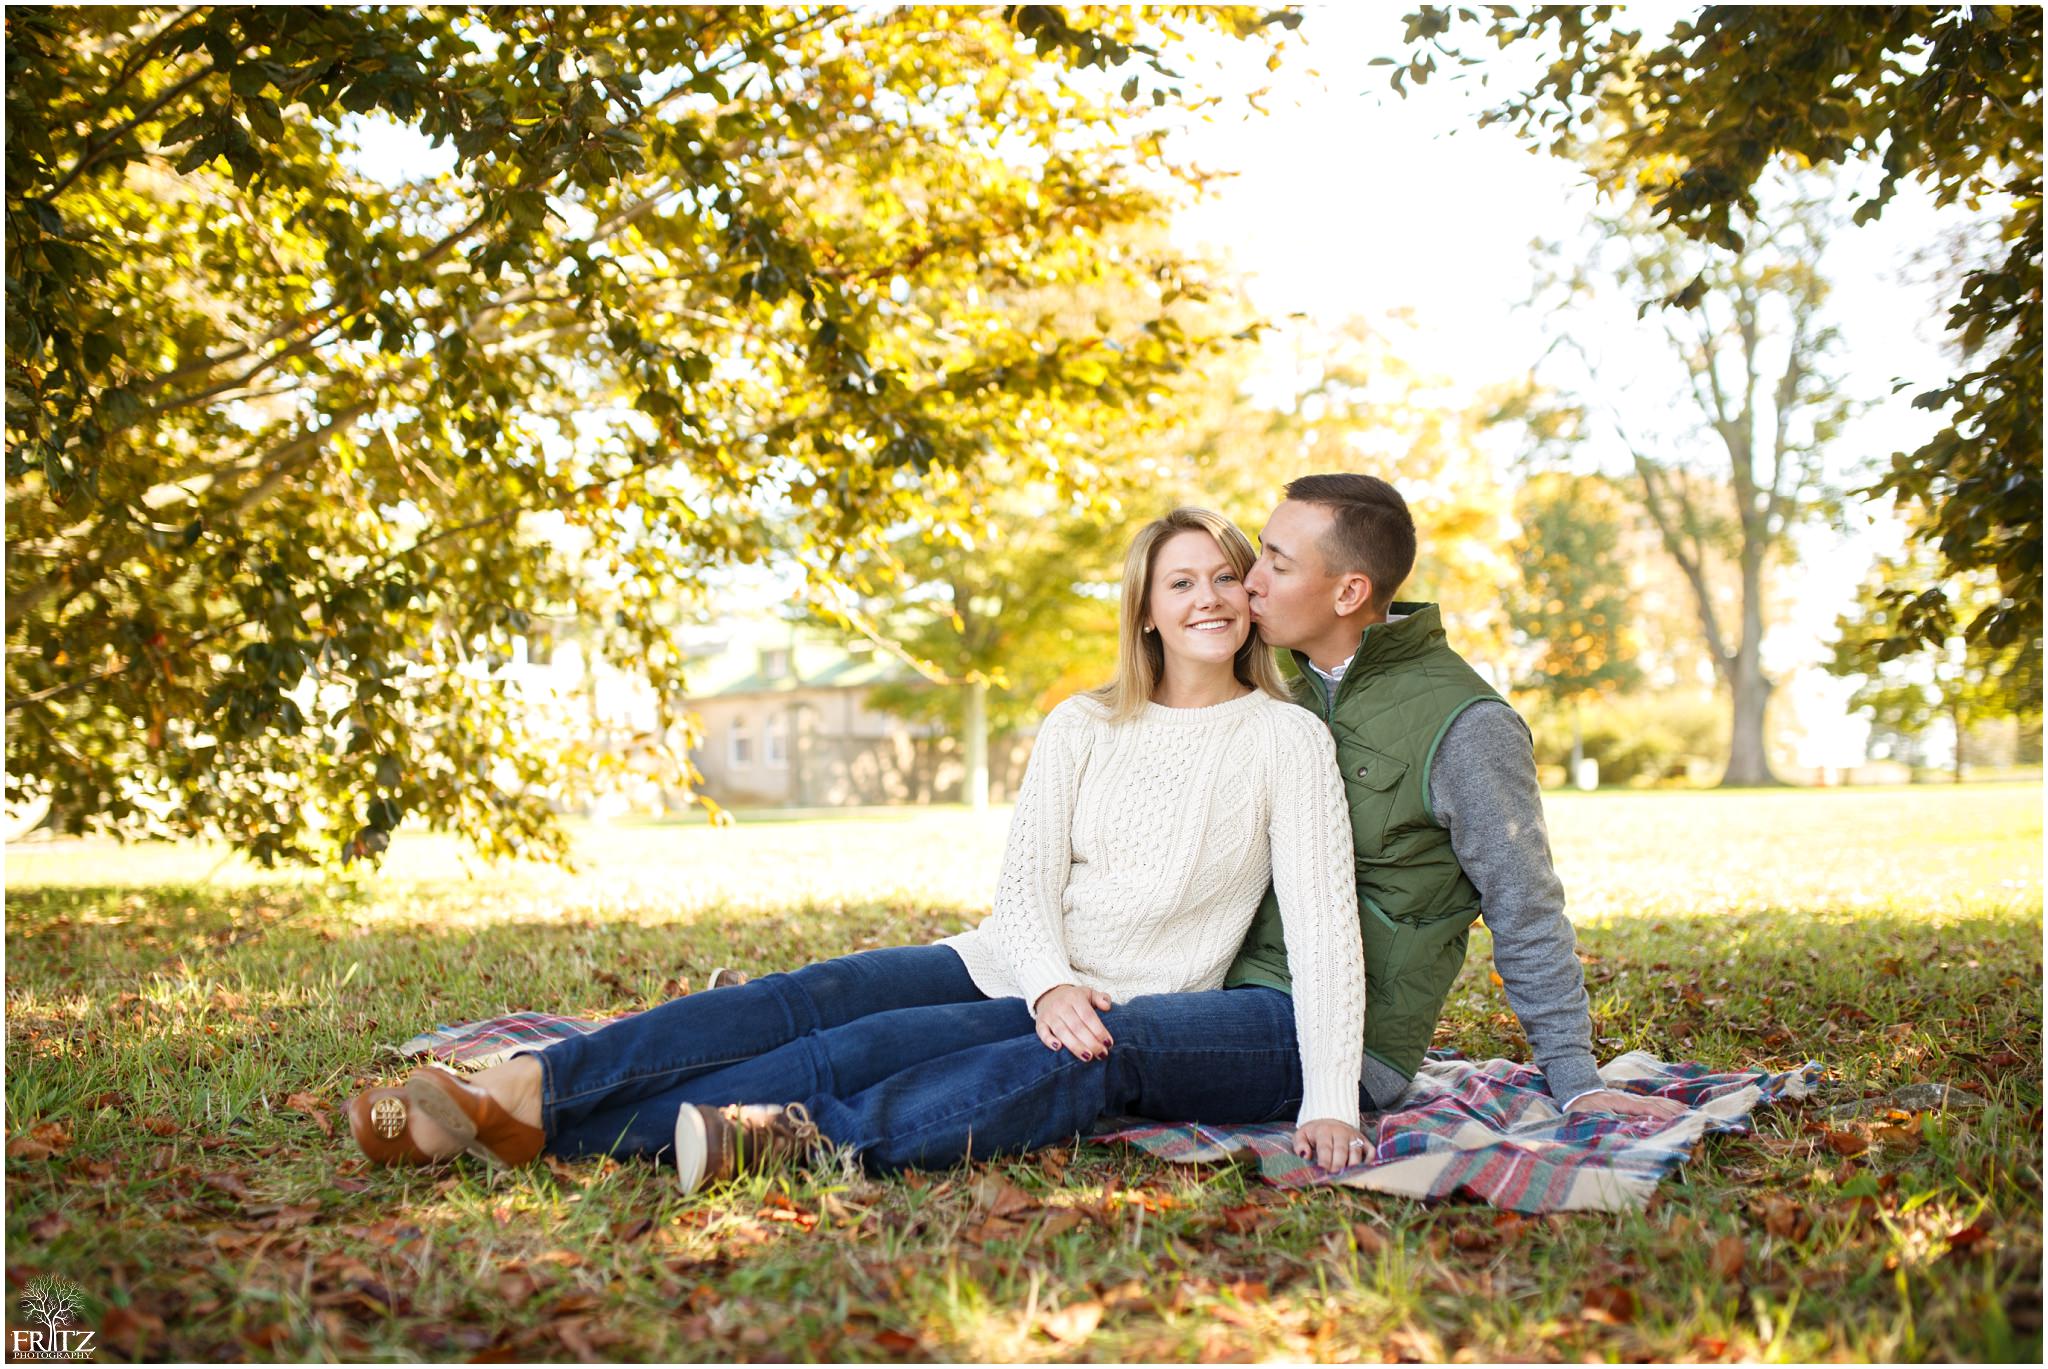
1245;499;1345;651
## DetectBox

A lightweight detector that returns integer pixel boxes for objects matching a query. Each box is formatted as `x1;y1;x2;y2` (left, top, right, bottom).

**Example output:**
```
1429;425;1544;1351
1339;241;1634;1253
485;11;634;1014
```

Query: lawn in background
5;784;2041;1361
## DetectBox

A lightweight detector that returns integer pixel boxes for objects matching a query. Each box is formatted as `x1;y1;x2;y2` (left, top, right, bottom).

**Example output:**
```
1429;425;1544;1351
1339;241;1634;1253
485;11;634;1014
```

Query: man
680;474;1682;1187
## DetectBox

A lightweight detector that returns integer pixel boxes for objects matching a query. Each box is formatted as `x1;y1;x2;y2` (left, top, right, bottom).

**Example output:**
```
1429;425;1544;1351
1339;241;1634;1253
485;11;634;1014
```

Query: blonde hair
1085;507;1289;721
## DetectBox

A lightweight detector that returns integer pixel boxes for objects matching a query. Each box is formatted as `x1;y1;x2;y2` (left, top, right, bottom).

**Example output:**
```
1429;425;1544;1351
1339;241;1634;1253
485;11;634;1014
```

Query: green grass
6;784;2041;1361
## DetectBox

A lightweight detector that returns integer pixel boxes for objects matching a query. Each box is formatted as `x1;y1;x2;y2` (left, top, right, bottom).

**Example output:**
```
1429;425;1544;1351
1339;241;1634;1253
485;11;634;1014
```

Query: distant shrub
1520;692;1729;786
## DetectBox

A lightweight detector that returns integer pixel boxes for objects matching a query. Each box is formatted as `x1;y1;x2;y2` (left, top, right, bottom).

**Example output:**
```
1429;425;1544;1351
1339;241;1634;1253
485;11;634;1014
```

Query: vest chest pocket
1334;739;1408;854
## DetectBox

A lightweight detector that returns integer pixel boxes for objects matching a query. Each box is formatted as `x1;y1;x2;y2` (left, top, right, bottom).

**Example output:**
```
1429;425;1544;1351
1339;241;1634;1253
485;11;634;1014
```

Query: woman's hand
1033;984;1115;1061
1293;1118;1368;1171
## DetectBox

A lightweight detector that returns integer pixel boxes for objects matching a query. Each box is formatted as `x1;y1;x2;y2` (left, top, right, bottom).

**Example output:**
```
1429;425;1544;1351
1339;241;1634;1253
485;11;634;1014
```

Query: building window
765;712;788;769
762;648;790;679
729;720;753;768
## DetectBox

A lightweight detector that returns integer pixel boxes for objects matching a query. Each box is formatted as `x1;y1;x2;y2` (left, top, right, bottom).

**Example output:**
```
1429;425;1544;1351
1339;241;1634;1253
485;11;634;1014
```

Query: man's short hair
1283;473;1416;611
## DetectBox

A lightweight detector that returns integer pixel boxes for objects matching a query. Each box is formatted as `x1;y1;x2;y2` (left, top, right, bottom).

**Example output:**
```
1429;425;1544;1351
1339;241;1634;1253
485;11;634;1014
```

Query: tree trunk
1951;701;1966;783
1721;635;1778;786
1718;527;1779;787
962;680;988;811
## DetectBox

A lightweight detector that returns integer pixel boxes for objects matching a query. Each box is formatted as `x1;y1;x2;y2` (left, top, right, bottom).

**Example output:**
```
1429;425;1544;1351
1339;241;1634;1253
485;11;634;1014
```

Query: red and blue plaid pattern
393;1013;1818;1213
1094;1050;1821;1212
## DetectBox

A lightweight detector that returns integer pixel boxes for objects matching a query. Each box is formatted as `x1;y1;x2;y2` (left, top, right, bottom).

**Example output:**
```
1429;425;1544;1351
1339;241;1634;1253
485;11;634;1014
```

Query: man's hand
1564;1089;1688;1121
1034;984;1114;1060
1293;1118;1368;1171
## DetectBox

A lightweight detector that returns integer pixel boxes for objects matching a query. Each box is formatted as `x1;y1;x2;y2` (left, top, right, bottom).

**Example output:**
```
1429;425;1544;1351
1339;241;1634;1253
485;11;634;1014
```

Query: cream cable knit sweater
940;690;1367;1128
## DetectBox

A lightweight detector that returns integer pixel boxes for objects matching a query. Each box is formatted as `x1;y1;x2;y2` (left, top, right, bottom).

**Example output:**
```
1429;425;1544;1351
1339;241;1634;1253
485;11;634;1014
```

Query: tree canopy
4;5;1295;863
1392;5;2041;663
1525;194;1850;785
1506;471;1641;713
1830;542;2041;781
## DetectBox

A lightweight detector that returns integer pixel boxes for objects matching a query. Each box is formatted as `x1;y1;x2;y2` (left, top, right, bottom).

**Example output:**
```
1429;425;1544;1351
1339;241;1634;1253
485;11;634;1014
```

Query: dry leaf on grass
1944;1220;1993;1258
284;1092;334;1138
1581;1283;1637;1324
971;1172;1038;1220
1709;1233;1746;1281
1041;1298;1105;1344
1216;1203;1269;1235
201;1170;256;1202
1748;1194;1813;1242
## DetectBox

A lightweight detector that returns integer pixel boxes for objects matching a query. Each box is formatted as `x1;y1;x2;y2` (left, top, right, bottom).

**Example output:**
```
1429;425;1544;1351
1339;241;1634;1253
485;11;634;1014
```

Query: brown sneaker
673;1102;822;1194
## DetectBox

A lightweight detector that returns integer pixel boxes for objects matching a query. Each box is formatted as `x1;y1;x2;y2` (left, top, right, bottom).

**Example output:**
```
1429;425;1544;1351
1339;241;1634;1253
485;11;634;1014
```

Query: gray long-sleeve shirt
1313;679;1604;1109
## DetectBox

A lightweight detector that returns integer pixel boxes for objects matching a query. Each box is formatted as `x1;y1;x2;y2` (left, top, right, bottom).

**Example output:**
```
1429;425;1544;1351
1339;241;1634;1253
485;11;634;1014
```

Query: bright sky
348;10;1987;764
1156;7;1980;763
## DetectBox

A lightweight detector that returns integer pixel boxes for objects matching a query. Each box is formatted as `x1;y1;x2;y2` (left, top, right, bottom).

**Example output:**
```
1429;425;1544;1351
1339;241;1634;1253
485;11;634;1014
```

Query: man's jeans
536;939;1324;1170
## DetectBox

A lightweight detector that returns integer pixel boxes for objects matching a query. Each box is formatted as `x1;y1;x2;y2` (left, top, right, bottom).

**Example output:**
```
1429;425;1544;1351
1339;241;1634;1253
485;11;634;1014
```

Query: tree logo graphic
12;1276;95;1360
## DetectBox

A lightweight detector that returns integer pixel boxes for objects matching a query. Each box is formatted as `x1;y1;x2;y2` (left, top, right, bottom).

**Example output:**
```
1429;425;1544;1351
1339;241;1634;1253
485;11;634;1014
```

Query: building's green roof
681;620;920;698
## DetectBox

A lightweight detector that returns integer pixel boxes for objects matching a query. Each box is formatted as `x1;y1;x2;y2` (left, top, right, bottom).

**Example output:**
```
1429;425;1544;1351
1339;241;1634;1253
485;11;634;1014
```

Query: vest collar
1292;602;1445;710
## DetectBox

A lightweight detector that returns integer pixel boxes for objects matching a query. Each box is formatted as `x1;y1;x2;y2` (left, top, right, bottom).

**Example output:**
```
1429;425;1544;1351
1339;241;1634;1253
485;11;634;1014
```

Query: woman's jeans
533;944;1037;1159
531;941;1322;1172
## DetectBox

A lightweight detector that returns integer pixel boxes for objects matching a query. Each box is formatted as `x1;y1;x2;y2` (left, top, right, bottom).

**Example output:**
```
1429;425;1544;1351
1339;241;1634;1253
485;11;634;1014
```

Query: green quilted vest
1224;602;1516;1084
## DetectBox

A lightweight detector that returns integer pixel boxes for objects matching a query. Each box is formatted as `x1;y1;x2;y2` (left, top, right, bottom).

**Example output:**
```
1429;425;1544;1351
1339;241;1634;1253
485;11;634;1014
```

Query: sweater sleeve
1428;702;1606;1105
1265;707;1368;1129
982;699;1091;1014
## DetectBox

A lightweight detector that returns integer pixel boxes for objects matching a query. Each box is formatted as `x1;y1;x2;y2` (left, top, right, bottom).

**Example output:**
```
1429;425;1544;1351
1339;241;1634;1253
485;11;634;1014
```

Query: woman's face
1145;529;1252;674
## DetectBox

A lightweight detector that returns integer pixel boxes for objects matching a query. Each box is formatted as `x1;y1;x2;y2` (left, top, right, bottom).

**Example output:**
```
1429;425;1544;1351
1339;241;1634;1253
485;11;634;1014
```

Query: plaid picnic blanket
392;1011;1819;1213
1094;1051;1821;1212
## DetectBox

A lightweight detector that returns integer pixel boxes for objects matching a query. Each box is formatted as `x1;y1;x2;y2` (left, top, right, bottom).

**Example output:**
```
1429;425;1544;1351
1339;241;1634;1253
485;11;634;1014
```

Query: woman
350;508;1367;1187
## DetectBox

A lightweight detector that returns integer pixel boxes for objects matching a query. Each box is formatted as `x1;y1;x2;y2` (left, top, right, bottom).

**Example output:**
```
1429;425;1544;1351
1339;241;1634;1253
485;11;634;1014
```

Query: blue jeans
803;984;1323;1171
533;944;1040;1159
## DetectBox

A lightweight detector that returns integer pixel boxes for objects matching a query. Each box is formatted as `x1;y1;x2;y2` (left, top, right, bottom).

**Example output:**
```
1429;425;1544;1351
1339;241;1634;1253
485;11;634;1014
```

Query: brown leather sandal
402;1065;545;1167
348;1086;436;1166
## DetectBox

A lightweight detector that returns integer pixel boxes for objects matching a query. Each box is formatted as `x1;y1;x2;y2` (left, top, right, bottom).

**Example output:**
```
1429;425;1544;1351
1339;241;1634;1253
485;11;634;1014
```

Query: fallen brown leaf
971;1172;1038;1221
1748;1194;1813;1243
1709;1233;1746;1281
873;1329;921;1354
1945;1219;1993;1258
1450;1224;1498;1254
554;1316;602;1363
98;1303;164;1357
1822;1129;1869;1157
1042;1298;1105;1344
285;1092;335;1139
498;1270;543;1307
259;1202;322;1232
243;1322;290;1352
139;1115;178;1137
1581;1282;1637;1324
1037;1209;1086;1239
1216;1203;1269;1236
202;1170;256;1202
